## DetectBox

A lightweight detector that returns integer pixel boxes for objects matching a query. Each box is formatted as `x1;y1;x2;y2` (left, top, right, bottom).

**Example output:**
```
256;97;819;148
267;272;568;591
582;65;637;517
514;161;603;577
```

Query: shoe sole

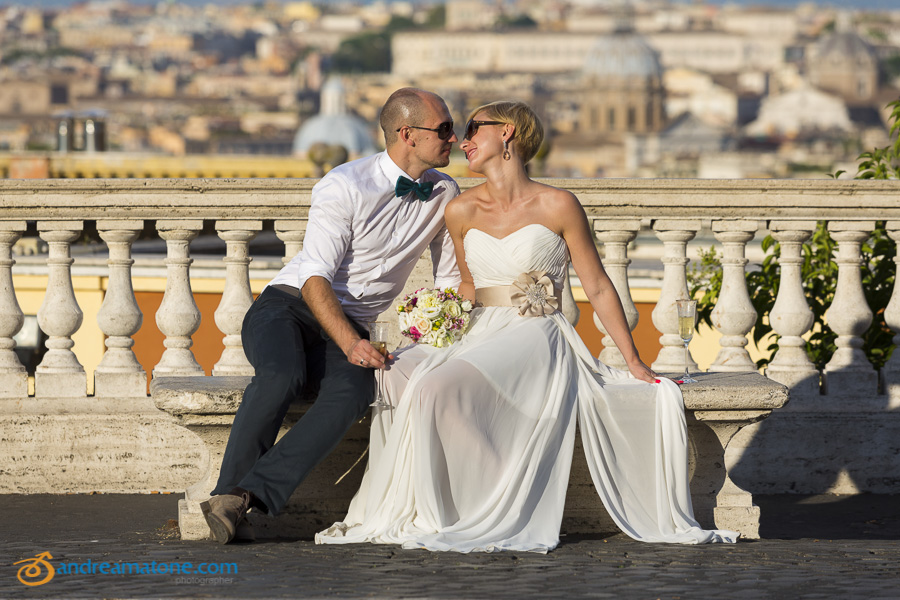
200;500;235;544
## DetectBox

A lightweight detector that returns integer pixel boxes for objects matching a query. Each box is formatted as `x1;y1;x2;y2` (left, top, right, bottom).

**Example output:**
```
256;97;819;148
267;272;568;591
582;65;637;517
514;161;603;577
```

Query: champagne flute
367;321;391;409
675;299;698;384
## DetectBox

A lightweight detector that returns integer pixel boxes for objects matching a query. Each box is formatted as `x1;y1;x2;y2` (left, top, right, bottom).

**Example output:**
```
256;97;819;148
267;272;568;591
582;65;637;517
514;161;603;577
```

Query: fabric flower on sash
511;271;559;317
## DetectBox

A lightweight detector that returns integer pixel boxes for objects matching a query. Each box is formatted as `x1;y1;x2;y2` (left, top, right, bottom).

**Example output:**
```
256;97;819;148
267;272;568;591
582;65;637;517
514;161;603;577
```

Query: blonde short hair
467;101;544;164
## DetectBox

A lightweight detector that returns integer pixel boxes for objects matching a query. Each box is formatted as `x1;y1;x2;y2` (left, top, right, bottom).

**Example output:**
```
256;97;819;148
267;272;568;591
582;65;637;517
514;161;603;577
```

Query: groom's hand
346;338;393;369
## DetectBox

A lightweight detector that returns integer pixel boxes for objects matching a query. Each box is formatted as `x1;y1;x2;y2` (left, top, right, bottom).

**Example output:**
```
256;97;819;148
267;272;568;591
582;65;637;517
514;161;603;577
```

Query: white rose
443;301;462;318
421;305;442;318
411;315;431;338
460;300;473;312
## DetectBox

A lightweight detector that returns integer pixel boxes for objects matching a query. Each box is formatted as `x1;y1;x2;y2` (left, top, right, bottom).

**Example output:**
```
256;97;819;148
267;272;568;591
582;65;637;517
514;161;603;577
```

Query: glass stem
375;369;382;404
684;342;690;380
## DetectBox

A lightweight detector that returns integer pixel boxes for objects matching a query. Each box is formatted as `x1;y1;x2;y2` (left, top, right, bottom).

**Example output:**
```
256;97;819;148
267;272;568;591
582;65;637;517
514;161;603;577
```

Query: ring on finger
359;359;365;365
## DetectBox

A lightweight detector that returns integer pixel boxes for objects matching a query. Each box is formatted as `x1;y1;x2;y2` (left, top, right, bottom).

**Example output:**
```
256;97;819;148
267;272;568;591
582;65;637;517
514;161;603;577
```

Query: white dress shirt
268;151;461;326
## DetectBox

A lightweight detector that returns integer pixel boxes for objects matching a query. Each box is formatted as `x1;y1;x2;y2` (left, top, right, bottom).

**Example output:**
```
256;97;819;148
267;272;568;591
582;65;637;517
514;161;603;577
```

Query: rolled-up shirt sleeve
431;223;461;290
296;175;353;291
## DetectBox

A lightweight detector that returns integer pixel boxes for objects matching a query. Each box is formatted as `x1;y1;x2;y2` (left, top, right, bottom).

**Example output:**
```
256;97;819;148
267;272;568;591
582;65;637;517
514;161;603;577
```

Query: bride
316;101;738;553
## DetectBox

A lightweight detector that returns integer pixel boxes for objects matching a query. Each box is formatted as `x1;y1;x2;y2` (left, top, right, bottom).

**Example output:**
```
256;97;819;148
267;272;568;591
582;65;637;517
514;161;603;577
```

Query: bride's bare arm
445;195;477;302
555;191;656;383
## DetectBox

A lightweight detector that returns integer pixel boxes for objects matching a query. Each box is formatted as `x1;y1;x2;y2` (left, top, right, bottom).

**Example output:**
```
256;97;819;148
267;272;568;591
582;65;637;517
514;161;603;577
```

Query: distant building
292;76;377;158
745;84;853;139
808;18;880;104
580;28;665;136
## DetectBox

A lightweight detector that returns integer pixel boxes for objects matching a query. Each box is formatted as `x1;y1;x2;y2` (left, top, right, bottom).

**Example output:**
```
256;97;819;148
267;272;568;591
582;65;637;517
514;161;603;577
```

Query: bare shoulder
542;183;579;205
446;185;483;221
532;183;583;220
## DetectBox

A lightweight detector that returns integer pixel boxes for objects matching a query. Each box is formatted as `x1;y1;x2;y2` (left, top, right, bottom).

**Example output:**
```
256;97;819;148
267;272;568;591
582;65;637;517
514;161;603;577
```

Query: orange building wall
131;295;660;390
132;292;229;386
574;301;662;365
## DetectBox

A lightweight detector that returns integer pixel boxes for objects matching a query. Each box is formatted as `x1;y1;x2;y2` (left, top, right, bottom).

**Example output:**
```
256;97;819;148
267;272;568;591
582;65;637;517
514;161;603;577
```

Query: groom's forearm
301;276;361;355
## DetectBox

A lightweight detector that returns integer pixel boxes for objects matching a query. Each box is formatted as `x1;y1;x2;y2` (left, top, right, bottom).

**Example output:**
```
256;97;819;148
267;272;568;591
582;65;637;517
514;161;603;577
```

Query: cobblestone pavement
2;494;899;599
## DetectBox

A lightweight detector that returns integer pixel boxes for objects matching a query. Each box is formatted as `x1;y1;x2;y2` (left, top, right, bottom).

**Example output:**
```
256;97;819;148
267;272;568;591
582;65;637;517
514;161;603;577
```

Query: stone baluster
880;222;900;408
213;220;261;376
593;220;641;369
765;222;819;396
651;220;701;373
95;221;146;397
35;221;86;398
153;220;204;377
0;221;27;398
275;220;307;265
709;221;759;372
823;221;878;396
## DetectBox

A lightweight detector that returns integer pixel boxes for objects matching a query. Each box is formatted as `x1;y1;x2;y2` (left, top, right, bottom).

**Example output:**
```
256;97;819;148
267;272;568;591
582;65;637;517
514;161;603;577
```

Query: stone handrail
0;177;898;219
1;176;898;399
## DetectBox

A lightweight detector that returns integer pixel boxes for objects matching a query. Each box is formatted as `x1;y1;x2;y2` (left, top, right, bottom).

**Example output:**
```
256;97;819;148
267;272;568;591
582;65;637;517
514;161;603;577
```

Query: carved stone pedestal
156;372;788;541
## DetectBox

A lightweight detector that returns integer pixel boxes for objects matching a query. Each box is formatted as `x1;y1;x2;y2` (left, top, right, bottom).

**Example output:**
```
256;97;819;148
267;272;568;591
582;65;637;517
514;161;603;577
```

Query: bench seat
153;371;788;540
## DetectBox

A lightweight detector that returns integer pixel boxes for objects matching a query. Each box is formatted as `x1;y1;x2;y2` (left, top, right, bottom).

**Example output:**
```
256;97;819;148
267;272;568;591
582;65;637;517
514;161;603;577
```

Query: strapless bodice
462;224;569;290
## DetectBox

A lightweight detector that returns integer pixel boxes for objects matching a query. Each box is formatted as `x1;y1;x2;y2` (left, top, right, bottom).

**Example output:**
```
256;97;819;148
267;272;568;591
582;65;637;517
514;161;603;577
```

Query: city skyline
15;0;900;10
2;0;897;180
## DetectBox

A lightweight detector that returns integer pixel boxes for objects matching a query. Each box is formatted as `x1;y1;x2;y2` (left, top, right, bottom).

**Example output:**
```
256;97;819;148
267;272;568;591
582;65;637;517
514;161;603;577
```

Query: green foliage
425;4;446;28
884;54;900;80
1;46;82;65
495;14;538;29
690;98;900;371
330;12;442;74
331;32;391;73
383;15;416;34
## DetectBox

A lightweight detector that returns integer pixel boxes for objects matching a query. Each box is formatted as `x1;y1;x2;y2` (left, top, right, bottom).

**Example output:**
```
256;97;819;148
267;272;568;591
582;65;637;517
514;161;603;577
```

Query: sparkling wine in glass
368;321;392;409
675;299;698;384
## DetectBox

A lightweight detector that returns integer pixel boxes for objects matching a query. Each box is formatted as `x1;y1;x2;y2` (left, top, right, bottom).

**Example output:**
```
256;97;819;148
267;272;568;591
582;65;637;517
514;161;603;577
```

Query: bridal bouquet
396;288;473;348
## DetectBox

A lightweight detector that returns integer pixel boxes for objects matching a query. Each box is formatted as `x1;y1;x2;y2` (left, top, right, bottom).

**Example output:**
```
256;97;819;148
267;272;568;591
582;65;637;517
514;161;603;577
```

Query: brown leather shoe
200;492;250;544
233;516;256;542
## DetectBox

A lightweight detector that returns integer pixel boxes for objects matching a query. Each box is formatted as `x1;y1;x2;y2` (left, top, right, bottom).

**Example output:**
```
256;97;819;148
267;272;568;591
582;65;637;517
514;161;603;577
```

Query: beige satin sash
475;271;562;317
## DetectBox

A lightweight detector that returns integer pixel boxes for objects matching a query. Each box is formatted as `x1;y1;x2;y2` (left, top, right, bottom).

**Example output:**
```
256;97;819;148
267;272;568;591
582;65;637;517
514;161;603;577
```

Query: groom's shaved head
381;88;440;147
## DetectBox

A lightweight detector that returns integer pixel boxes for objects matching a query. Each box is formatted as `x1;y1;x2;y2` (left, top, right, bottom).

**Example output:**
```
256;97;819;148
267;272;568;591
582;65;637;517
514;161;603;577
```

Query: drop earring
503;139;511;161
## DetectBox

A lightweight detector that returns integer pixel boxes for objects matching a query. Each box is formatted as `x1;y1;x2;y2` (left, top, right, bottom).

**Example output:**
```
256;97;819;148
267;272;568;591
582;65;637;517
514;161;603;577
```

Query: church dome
815;32;876;67
583;31;662;81
292;76;377;156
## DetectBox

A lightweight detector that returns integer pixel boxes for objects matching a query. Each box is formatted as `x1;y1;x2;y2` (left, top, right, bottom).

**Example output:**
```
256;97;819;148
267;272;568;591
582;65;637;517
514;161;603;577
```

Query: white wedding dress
316;224;738;553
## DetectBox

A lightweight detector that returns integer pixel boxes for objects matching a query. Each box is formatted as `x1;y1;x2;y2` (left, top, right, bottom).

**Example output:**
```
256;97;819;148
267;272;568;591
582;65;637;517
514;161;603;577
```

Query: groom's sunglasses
397;121;455;141
464;120;505;140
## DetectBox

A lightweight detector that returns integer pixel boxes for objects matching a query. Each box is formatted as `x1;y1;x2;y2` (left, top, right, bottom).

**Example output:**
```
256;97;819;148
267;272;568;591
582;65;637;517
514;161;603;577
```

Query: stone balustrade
2;177;899;539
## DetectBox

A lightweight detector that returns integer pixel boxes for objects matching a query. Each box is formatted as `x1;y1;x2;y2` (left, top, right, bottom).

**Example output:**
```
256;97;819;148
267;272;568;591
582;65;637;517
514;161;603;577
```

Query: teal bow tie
395;176;434;202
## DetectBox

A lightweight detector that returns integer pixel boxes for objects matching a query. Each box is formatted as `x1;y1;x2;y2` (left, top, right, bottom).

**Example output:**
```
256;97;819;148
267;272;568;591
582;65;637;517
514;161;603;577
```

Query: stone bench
153;371;788;541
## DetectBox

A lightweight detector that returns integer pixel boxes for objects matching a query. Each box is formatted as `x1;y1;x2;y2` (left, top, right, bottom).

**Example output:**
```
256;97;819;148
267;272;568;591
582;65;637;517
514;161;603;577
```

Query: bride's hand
626;359;657;384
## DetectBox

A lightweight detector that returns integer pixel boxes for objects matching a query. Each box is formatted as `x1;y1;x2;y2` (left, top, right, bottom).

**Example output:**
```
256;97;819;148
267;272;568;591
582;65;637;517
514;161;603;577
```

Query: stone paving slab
2;494;899;599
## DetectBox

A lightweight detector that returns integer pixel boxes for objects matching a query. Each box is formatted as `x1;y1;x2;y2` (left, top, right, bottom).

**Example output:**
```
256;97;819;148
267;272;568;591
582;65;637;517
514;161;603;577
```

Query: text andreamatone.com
55;559;238;576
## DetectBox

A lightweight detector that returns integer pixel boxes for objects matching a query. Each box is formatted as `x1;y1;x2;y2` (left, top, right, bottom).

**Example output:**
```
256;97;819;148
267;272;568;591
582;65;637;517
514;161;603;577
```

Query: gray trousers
211;285;374;515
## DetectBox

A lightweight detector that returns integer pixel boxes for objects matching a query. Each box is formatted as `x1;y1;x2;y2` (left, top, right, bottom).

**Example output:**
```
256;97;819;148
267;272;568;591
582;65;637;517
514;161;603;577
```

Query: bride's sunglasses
397;121;455;141
464;120;505;140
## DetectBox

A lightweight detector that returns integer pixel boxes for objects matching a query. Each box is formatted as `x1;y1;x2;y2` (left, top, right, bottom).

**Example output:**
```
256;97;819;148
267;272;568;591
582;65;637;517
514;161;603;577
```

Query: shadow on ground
3;493;899;545
755;494;900;540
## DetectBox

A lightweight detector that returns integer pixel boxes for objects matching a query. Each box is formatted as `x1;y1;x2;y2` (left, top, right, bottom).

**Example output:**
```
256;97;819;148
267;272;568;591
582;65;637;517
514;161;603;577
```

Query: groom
201;88;461;543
